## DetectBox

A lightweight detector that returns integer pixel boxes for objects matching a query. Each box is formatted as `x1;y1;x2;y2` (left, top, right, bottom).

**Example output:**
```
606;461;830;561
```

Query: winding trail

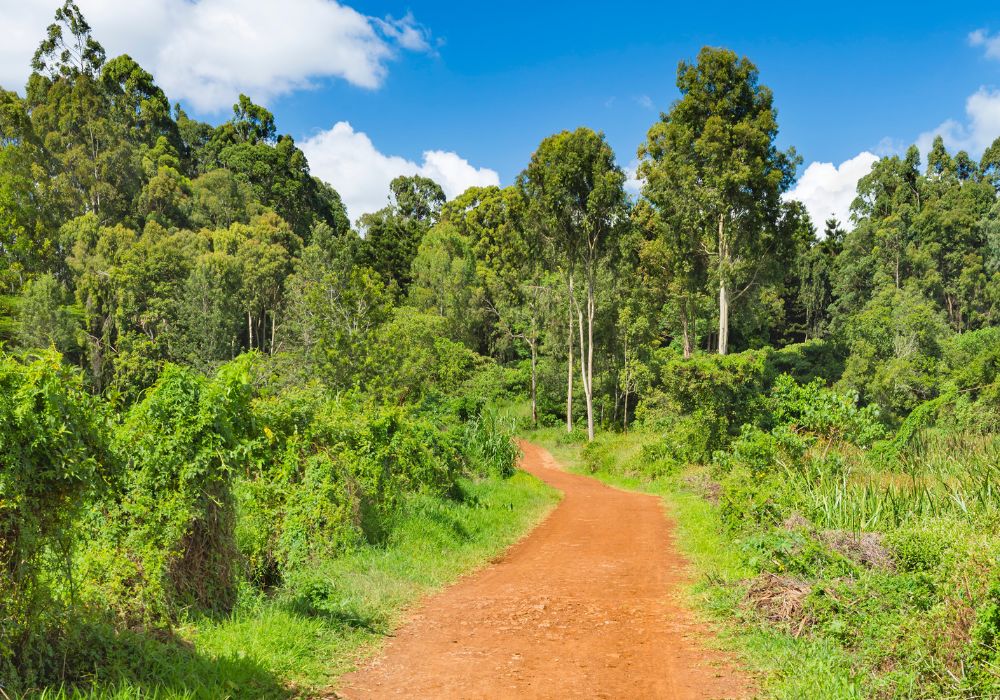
337;441;754;699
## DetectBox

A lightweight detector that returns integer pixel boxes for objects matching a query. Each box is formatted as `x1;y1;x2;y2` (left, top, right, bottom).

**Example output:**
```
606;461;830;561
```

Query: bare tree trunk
576;299;587;431
566;274;574;433
681;298;693;359
530;339;538;426
622;331;629;433
575;289;594;442
586;271;595;442
247;312;253;350
270;310;277;355
717;214;729;356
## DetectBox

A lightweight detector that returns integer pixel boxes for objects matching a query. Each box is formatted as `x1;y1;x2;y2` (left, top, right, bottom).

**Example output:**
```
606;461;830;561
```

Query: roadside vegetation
3;2;1000;698
527;332;1000;698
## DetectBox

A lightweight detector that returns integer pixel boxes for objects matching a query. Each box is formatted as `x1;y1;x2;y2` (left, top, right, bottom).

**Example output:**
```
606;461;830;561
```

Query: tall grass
794;433;1000;531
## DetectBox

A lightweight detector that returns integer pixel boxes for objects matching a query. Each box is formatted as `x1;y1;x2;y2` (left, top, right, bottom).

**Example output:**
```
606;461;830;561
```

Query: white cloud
969;28;1000;60
301;121;500;222
0;0;430;110
785;152;878;230
916;87;1000;156
623;159;642;197
635;94;654;110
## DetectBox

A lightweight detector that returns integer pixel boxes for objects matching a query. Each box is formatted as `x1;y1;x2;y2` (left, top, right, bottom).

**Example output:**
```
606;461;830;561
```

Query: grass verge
33;471;559;699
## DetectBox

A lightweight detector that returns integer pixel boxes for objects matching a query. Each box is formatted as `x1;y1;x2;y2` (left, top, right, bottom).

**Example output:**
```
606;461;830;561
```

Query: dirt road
337;441;754;699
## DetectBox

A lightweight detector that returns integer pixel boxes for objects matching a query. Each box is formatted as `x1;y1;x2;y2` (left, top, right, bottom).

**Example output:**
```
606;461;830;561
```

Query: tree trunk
575;287;594;443
270;309;277;354
622;332;628;433
586;272;595;442
717;213;729;356
530;339;538;426
681;298;693;359
566;274;574;433
247;312;253;350
587;271;603;441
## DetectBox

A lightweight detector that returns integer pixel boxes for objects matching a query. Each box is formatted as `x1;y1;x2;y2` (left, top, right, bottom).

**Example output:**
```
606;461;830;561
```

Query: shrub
766;338;846;386
233;392;468;588
713;424;809;477
277;451;364;567
967;576;1000;692
719;466;788;531
0;351;112;688
769;374;887;446
884;527;950;574
82;357;255;625
641;348;769;450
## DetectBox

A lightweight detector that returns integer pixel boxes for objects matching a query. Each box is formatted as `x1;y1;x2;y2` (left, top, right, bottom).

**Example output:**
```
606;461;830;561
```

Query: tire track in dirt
337;440;754;699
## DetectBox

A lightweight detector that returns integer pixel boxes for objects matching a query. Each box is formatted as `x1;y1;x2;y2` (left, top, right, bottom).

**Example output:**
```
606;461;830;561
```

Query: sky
3;0;1000;226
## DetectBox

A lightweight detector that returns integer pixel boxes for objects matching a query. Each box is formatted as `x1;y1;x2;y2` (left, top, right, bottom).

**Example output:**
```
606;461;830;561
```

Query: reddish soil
337;441;755;699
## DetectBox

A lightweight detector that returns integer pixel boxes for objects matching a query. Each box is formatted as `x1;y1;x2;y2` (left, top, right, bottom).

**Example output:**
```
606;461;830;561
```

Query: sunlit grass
36;472;558;699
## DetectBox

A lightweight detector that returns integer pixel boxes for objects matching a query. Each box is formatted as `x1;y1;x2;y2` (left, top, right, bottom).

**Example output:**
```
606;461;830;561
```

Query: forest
3;2;1000;698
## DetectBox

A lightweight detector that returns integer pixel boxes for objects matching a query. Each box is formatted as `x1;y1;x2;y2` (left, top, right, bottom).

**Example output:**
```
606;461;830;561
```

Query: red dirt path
337;441;755;699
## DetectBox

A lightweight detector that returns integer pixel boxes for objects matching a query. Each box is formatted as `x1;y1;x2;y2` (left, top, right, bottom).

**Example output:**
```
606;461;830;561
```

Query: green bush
82;357;255;625
277;451;364;567
0;351;112;689
713;424;809;477
968;576;1000;693
640;348;769;450
233;391;471;589
766;338;846;386
884;527;950;574
718;466;788;531
769;374;887;446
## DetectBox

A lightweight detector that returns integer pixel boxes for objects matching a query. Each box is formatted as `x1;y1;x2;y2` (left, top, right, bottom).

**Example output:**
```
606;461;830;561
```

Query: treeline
4;6;1000;432
4;0;1000;695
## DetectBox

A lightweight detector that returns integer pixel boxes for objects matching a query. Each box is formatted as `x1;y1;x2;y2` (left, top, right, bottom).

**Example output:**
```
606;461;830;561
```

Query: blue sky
284;0;999;179
4;0;1000;223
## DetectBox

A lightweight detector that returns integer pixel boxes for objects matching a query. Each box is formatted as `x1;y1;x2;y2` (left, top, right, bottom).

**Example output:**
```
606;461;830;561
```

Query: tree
409;221;486;347
521;128;627;440
360;175;445;294
31;1;105;79
15;273;79;353
797;218;843;340
632;189;705;358
442;185;549;421
640;47;797;355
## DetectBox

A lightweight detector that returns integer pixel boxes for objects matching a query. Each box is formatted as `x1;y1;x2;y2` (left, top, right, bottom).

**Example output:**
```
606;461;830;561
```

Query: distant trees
360;175;445;294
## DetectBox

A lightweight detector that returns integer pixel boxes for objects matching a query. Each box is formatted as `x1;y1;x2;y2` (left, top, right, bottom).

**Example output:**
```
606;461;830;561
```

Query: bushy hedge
80;357;256;626
0;352;112;687
0;350;523;693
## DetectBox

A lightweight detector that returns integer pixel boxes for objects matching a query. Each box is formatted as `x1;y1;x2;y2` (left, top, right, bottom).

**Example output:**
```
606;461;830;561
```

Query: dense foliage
3;2;1000;696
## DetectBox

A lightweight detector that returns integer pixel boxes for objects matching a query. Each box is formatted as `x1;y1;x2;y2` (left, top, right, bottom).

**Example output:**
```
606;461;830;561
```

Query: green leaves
0;350;111;681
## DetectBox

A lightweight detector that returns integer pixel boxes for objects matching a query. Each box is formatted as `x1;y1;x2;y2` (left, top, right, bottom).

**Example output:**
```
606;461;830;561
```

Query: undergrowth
24;472;558;699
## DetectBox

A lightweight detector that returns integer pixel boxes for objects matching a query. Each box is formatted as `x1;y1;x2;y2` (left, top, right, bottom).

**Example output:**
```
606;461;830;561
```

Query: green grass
522;426;864;699
33;471;559;699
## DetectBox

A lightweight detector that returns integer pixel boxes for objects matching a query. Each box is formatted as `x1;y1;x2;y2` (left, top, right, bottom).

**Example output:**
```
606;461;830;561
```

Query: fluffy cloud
0;0;430;110
622;160;642;197
785;152;878;230
915;87;1000;156
301;121;500;222
969;28;1000;60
